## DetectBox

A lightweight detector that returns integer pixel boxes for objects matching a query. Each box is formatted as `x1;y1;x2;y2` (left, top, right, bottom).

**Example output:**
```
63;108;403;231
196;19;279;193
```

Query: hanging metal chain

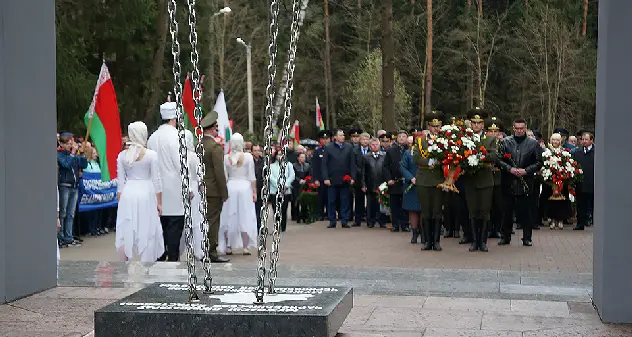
168;0;199;303
255;0;282;305
268;0;303;295
186;0;212;294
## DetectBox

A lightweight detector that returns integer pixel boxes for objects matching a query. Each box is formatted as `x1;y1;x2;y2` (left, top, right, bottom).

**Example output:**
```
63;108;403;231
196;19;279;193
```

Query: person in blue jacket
57;132;88;247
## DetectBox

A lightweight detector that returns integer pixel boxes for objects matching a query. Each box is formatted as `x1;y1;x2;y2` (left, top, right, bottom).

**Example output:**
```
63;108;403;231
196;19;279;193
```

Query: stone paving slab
60;220;594;273
58;260;593;302
2;287;632;337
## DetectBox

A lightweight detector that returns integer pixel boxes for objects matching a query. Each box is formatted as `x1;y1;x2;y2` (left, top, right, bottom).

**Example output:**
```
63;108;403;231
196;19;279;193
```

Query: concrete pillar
593;0;632;324
0;0;58;302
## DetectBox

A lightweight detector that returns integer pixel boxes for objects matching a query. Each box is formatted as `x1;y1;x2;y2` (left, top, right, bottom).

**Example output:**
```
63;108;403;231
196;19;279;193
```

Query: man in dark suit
461;109;499;252
322;129;357;228
384;130;410;232
252;144;264;232
311;130;330;220
497;119;543;247
360;138;387;228
573;131;595;230
352;131;370;226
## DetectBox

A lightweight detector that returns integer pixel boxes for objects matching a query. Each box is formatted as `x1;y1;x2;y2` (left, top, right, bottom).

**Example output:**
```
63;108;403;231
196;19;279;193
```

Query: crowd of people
56;103;595;264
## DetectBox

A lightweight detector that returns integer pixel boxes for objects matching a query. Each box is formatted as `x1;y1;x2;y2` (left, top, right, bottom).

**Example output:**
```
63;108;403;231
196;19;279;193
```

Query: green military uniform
488;117;504;239
200;112;229;262
414;110;445;251
461;109;499;252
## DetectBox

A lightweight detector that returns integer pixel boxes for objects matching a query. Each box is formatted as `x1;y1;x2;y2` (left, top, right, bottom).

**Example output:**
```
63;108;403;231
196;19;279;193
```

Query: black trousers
389;194;407;229
502;194;533;241
490;185;503;234
366;193;386;226
317;184;328;218
159;215;184;261
354;187;366;225
270;195;289;232
576;192;594;227
255;199;263;233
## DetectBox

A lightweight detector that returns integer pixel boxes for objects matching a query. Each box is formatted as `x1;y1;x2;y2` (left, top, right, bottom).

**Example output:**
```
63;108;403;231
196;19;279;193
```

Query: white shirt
584;145;593;153
147;124;185;216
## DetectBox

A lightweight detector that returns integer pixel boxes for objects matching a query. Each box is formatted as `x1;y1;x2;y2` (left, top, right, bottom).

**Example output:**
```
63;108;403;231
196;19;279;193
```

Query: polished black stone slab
94;282;353;337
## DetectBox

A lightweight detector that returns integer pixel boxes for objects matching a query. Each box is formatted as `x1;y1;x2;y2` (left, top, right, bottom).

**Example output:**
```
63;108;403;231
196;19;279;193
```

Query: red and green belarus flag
84;62;122;181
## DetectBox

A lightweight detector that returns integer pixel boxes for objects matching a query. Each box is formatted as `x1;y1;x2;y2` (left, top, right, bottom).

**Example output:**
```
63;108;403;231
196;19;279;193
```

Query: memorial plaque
94;283;353;337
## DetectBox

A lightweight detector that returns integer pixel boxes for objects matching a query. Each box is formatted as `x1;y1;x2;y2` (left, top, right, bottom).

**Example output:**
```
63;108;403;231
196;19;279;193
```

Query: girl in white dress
179;130;204;260
115;121;165;262
218;133;258;255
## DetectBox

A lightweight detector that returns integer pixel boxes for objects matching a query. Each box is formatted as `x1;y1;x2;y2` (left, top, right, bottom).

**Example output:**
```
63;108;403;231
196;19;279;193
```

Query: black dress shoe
341;223;351;228
379;224;387;228
327;223;336;228
391;227;400;232
352;223;361;227
211;257;230;263
532;226;540;230
522;240;533;247
573;226;584;230
498;238;511;245
401;227;410;232
367;223;375;228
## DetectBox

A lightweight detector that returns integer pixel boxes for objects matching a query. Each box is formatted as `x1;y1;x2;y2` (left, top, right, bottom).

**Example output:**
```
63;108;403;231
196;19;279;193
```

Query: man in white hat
147;101;187;261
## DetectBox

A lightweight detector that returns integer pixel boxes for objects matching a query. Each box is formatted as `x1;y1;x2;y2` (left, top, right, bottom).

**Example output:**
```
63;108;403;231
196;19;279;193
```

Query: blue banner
78;171;118;212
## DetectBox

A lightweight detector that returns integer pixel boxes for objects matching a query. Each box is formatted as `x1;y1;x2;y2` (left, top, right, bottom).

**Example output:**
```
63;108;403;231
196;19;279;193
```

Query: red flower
503;153;512;159
343;174;352;182
304;175;313;182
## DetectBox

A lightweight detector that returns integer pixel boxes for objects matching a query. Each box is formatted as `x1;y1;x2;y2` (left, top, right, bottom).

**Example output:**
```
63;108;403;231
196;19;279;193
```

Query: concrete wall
593;0;632;324
0;0;58;302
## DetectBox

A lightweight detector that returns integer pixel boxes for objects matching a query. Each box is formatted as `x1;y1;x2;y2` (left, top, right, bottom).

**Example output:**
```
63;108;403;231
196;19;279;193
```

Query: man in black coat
352;131;370;226
497;119;543;247
252;144;264;232
383;130;410;232
322;129;357;228
360;138;387;228
312;130;331;220
572;131;595;230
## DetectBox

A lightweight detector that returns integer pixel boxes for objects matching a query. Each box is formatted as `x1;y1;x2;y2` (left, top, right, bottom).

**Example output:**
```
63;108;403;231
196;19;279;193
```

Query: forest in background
56;0;598;139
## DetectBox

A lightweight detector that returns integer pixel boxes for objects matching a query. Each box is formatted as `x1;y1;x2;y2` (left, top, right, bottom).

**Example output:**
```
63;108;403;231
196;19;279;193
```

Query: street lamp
236;37;253;134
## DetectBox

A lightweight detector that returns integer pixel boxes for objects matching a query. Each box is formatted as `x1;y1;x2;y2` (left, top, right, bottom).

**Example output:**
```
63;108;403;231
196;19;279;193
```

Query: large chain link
168;0;199;302
186;0;212;294
255;0;282;305
268;0;303;295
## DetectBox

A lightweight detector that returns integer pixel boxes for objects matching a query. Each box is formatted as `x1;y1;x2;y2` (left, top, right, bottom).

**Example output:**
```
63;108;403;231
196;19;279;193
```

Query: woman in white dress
179;130;204;260
218;133;258;255
115;121;165;262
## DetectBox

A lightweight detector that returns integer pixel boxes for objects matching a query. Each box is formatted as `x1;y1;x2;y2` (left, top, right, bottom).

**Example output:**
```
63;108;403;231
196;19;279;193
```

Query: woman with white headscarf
218;133;258;255
115;121;165;262
179;130;204;260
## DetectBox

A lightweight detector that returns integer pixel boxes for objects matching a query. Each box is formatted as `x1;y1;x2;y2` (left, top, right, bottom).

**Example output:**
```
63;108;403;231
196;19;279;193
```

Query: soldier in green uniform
461;108;499;252
200;112;231;263
486;116;504;239
414;110;446;251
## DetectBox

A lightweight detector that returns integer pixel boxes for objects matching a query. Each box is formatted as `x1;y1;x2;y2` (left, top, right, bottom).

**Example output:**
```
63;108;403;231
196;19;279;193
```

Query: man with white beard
147;102;187;261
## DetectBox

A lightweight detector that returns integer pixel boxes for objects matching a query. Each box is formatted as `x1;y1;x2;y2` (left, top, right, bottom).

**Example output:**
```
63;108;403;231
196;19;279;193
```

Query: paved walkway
61;220;593;273
2;286;630;337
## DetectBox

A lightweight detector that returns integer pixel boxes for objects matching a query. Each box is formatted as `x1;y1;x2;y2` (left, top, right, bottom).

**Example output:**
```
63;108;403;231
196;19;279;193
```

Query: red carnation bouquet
540;147;583;200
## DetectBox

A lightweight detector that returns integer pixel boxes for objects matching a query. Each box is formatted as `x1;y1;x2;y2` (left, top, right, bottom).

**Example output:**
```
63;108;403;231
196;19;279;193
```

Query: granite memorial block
95;283;353;337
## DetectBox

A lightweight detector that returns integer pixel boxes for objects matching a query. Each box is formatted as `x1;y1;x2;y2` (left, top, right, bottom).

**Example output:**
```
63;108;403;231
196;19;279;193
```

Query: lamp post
236;37;253;134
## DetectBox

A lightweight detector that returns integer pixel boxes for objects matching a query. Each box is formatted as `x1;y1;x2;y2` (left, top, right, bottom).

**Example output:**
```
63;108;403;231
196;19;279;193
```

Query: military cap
553;128;569;136
349;127;362;137
200;110;219;128
426;110;444;127
485;118;502;131
466;107;488;122
396;129;409;136
317;129;330;139
390;132;398;139
379;132;392;141
486;116;503;130
409;127;422;134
